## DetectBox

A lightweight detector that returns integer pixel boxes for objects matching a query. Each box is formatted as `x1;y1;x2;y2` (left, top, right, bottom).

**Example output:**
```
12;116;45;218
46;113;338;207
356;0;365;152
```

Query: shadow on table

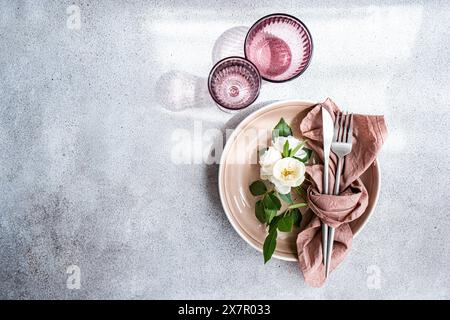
155;26;249;112
154;71;212;111
211;26;249;64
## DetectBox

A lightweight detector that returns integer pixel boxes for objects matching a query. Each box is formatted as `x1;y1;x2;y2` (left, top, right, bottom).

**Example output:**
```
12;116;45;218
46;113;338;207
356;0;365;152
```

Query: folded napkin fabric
296;98;387;287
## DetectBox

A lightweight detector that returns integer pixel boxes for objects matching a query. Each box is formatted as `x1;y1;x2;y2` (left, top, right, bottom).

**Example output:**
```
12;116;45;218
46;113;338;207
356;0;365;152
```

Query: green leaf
278;214;294;232
269;215;282;230
288;203;307;209
270;192;282;210
289;140;306;157
272;117;292;140
263;227;278;263
249;180;267;196
263;194;276;210
282;140;289;158
261;192;282;226
278;192;293;204
263;192;281;210
292;209;302;227
264;208;277;224
255;200;266;223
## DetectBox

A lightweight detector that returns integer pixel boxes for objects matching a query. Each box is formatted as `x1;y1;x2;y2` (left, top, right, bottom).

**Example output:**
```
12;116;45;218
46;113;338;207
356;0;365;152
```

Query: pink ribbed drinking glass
245;13;313;82
208;56;261;112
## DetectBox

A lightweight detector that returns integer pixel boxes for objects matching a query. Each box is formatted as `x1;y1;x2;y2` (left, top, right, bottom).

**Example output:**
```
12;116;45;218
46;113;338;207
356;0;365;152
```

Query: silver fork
325;111;354;278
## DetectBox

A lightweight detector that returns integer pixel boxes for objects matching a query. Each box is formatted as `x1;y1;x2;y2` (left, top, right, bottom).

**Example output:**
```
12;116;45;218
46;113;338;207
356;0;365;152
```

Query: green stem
288;203;307;209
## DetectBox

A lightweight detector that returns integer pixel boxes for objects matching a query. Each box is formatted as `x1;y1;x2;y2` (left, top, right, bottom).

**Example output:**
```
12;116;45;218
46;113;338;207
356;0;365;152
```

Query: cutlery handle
333;157;343;195
322;223;328;264
322;156;330;265
323;157;329;195
326;157;343;277
325;227;335;277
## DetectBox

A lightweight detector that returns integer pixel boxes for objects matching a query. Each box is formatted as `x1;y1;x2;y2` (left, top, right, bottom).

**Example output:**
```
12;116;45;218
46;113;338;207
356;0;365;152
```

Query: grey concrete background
1;0;449;299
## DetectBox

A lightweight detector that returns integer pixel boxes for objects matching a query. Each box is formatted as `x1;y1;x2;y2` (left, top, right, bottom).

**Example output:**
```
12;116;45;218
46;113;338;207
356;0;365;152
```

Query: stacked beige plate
218;100;380;261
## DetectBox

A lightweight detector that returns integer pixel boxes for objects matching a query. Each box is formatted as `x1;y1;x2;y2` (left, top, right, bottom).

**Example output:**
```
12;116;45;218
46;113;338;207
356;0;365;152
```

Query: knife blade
321;107;334;194
321;107;334;271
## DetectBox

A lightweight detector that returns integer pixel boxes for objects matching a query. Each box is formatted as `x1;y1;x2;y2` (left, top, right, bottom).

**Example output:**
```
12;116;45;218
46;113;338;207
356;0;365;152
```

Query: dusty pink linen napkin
296;98;387;287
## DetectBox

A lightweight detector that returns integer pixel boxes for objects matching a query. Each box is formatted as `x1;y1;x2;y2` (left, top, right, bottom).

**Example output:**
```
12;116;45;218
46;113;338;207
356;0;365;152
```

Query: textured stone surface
1;1;450;299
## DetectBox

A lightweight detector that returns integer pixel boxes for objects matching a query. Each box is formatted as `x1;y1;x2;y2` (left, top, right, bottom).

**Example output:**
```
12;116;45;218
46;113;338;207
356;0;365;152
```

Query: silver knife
321;107;334;275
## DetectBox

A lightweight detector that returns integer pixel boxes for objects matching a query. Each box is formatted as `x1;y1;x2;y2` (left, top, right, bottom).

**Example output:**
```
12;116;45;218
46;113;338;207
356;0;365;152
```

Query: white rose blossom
259;147;282;180
269;157;306;194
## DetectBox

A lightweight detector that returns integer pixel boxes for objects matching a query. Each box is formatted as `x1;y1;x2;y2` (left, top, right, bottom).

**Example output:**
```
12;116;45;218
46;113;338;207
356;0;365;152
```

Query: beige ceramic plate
218;100;380;261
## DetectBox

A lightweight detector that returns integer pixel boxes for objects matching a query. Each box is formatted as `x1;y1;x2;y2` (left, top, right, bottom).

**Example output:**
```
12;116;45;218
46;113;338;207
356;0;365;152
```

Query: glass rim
244;13;314;83
207;56;262;111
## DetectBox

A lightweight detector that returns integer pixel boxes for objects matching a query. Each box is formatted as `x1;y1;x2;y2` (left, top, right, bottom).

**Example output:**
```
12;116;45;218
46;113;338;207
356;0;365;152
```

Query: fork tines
333;112;354;144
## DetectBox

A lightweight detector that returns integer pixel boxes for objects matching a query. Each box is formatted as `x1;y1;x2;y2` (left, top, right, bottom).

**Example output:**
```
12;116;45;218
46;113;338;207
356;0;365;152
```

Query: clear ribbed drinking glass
245;13;313;82
208;56;261;112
